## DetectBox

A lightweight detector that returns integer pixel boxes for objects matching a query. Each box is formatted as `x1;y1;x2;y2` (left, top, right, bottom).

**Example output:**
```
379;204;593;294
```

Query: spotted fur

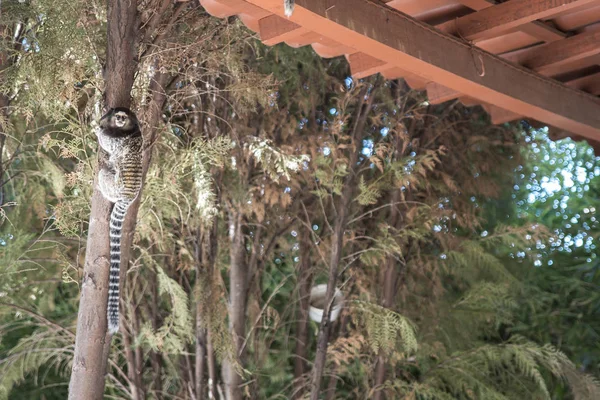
96;107;143;335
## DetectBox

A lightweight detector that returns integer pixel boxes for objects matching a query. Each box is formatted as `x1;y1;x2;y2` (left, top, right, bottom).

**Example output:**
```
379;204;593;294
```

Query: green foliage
138;263;194;354
245;136;310;182
193;136;234;223
351;301;417;356
419;336;600;400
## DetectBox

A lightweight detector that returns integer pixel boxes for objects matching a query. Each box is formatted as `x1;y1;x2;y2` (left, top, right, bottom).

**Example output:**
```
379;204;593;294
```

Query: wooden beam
566;72;600;95
439;0;595;41
426;83;461;104
380;67;429;90
519;21;566;43
258;14;306;45
346;53;387;78
455;0;570;43
253;0;600;140
459;96;479;106
428;70;600;107
488;106;523;124
504;29;600;75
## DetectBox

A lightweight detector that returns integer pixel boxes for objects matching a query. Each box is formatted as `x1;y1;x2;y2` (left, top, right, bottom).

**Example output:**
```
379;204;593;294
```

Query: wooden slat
346;53;387;78
427;83;461;104
454;0;568;42
201;0;270;18
504;29;600;75
258;14;306;45
381;67;429;90
518;21;566;43
439;0;595;41
488;106;523;124
566;72;600;95
459;96;479;106
253;0;600;141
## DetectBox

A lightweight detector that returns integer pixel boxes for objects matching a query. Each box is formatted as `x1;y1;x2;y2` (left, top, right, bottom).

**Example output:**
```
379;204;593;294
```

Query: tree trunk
223;209;248;400
293;227;313;399
68;1;139;398
372;256;398;400
373;122;407;400
207;330;218;399
196;325;207;400
308;207;349;400
195;215;219;400
309;86;375;399
150;271;163;398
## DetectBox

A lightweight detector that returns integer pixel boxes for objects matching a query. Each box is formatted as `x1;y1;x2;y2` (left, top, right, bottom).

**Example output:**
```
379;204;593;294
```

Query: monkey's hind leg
98;166;121;203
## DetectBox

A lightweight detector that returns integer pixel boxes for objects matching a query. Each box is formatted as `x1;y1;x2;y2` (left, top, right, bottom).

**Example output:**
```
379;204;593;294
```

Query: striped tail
107;200;130;335
284;0;294;16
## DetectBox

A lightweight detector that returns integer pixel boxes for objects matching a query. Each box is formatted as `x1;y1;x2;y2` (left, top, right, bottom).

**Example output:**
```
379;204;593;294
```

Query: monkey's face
99;107;140;136
113;111;132;129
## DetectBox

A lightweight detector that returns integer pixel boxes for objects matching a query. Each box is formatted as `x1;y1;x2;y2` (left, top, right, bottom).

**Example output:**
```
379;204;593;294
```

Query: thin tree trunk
121;322;144;400
324;367;338;400
372;256;398;400
207;330;218;399
293;227;313;399
68;1;138;398
223;209;247;400
308;206;349;400
373;120;408;400
195;215;219;400
150;271;163;397
196;325;207;400
309;86;375;399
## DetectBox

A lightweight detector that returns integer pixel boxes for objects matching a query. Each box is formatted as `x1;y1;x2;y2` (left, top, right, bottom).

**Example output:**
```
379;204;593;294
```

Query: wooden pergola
201;0;600;145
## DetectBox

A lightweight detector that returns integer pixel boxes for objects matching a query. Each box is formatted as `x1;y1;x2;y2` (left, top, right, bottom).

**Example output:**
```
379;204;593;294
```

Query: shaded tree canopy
0;1;598;400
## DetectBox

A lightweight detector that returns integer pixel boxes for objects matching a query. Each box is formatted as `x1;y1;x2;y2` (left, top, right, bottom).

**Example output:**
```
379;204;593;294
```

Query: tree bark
150;271;163;398
309;87;375;399
372;256;398;400
373;120;408;400
104;0;138;109
223;209;248;400
207;331;218;399
308;199;349;400
293;227;313;399
195;215;219;400
69;1;167;398
69;2;139;397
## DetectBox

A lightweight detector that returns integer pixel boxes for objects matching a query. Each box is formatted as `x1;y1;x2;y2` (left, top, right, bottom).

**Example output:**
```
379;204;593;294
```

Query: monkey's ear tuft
99;109;114;122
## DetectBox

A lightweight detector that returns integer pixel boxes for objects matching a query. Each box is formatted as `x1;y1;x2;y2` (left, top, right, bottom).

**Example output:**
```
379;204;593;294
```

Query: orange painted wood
439;0;595;41
285;31;322;47
476;31;540;54
552;3;600;30
459;96;479;106
201;0;270;18
488;106;523;124
381;67;429;89
346;52;387;78
258;14;306;45
249;0;600;140
426;82;462;104
566;72;600;95
518;21;566;42
455;0;570;42
504;29;600;75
